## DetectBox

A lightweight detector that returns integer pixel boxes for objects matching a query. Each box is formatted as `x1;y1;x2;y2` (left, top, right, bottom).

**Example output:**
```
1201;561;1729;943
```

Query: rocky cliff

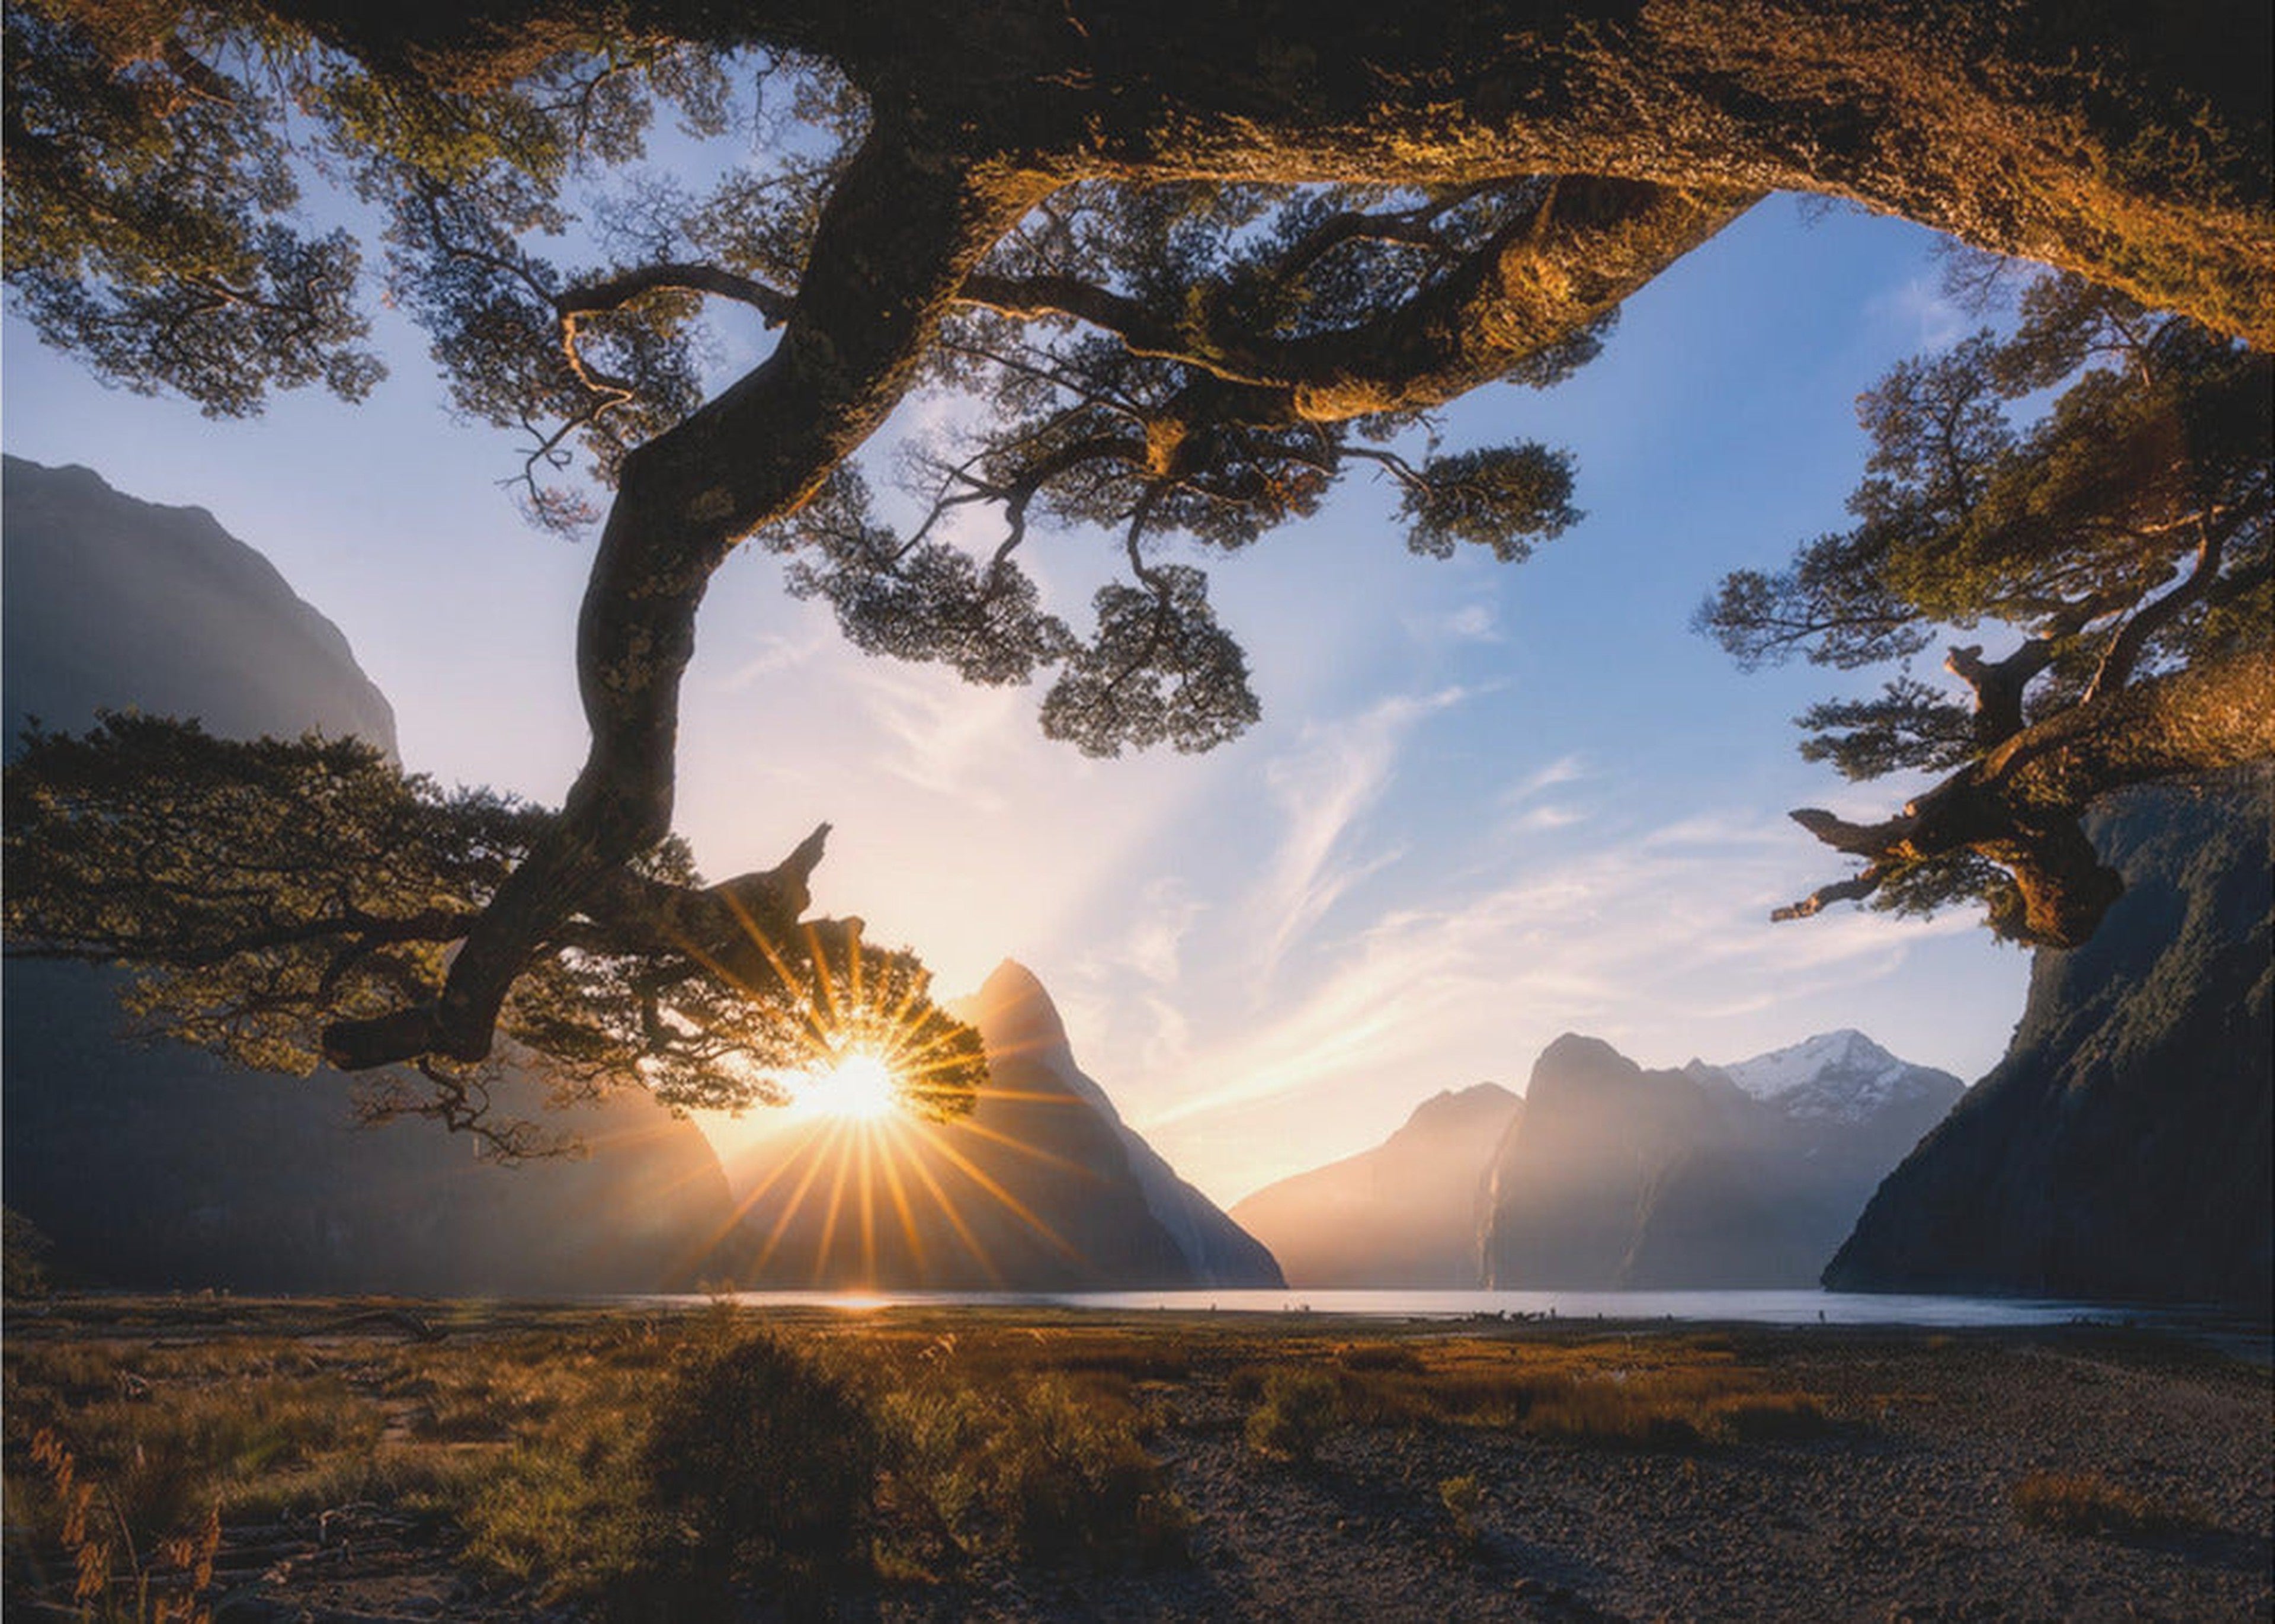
1826;773;2273;1309
1230;1084;1520;1287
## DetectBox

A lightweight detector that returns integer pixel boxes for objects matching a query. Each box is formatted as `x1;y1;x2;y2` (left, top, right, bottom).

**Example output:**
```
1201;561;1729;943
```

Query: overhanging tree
1699;270;2273;946
5;0;2270;1126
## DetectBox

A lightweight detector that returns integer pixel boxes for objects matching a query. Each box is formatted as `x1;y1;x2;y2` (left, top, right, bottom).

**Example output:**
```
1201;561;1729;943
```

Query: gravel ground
869;1329;2272;1623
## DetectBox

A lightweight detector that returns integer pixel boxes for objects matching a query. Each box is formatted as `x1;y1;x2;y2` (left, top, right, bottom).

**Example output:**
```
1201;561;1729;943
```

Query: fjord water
662;1288;2172;1328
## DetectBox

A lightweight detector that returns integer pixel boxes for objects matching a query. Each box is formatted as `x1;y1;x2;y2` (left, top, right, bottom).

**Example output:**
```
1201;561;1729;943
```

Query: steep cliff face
2;457;736;1294
1231;1084;1520;1287
1481;1032;1962;1289
713;962;1283;1290
3;457;398;755
1826;773;2273;1308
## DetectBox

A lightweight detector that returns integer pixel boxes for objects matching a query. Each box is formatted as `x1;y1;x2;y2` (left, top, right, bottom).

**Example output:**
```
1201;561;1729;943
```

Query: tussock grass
2011;1470;2200;1538
7;1306;1839;1617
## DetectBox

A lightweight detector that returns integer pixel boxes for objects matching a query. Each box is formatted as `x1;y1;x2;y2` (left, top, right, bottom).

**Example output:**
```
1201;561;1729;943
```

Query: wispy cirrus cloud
1249;686;1472;980
1126;793;2021;1204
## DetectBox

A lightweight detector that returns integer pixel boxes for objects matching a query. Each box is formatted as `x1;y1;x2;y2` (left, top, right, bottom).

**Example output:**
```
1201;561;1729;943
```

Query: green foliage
1;715;986;1145
1399;444;1580;562
2;2;384;417
1242;1366;1342;1463
1701;269;2272;924
5;4;1606;757
1437;1472;1483;1554
1704;274;2269;706
1792;678;1975;782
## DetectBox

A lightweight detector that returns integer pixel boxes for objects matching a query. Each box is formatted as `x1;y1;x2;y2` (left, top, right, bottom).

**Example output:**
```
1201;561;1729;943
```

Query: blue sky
2;193;2029;1205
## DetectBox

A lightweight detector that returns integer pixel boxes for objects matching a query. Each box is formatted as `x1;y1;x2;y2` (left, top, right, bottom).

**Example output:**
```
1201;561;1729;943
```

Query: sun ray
940;1114;1104;1178
855;1126;880;1285
751;1120;847;1276
925;1133;1084;1263
874;1133;930;1277
809;1131;858;1286
896;1138;1005;1287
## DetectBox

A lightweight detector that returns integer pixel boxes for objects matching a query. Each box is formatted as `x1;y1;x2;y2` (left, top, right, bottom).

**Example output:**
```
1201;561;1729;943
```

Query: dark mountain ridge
1827;771;2273;1309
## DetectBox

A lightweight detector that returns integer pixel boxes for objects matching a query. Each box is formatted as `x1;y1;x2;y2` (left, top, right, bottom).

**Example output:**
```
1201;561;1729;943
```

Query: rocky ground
4;1301;2267;1622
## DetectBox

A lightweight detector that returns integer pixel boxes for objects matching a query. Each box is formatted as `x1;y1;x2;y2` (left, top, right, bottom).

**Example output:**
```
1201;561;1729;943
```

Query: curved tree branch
1782;649;2275;944
960;178;1754;417
322;127;1053;1068
556;262;794;325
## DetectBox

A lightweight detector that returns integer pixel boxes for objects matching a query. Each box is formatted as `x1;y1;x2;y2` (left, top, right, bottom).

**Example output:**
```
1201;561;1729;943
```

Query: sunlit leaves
6;8;1611;758
2;4;383;416
1704;269;2273;933
1707;275;2270;696
2;716;985;1140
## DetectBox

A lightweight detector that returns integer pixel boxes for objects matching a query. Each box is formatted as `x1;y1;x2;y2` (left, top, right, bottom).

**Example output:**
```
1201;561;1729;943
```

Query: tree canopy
2;715;985;1149
1700;270;2273;945
4;0;2270;1126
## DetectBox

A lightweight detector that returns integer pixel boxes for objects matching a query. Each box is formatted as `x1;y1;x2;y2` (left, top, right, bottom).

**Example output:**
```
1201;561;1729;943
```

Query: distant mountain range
1236;1030;1960;1290
707;961;1284;1290
1483;1031;1961;1289
1229;1084;1520;1287
1829;772;2272;1309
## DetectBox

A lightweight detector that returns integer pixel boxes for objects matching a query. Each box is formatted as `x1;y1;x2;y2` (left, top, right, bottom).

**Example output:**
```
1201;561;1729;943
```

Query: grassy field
4;1298;2266;1621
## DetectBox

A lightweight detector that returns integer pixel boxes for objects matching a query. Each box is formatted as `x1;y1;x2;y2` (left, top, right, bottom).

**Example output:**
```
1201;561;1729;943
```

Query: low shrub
1438;1472;1483;1555
877;1370;1191;1570
1244;1367;1342;1464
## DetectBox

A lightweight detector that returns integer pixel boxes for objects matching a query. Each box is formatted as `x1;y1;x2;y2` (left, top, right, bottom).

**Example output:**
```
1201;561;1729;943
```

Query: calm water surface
639;1287;2202;1330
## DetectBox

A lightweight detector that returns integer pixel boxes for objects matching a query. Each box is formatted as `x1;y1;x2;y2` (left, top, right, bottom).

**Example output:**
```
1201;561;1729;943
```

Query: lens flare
798;1048;902;1122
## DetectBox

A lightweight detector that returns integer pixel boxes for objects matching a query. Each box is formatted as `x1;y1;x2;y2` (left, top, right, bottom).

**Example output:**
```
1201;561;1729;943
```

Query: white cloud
1498;754;1590;808
1122;795;2022;1203
1249;686;1471;979
1866;275;1969;351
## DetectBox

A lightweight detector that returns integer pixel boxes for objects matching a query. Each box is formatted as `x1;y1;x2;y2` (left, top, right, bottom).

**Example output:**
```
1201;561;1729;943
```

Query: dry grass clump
1243;1367;1343;1463
2010;1470;2197;1538
873;1362;1193;1571
1235;1337;1834;1450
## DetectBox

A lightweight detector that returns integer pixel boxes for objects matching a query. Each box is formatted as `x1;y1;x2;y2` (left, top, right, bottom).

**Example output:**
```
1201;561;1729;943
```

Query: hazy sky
2;193;2032;1205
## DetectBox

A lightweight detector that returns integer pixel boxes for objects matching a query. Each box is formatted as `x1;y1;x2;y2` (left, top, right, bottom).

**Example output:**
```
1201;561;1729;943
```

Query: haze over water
639;1289;2222;1331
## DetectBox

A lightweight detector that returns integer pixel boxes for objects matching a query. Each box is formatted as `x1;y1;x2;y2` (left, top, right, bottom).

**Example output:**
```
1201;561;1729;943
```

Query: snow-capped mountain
1707;1030;1965;1126
1481;1030;1965;1289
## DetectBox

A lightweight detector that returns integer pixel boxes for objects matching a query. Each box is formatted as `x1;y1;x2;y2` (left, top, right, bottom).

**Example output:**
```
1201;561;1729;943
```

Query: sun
797;1049;903;1123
